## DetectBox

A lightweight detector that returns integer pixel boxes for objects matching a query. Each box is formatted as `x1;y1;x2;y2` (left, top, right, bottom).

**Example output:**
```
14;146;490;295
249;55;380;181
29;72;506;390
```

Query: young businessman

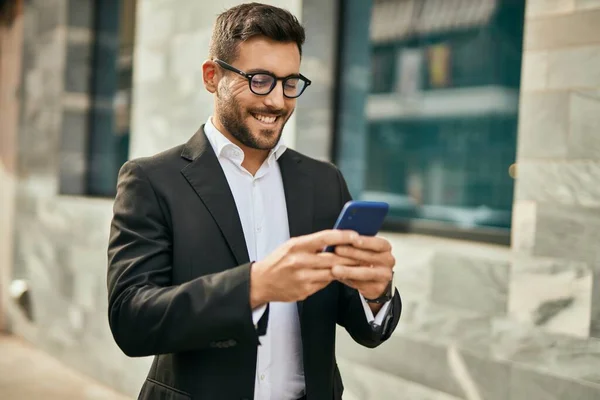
107;3;401;399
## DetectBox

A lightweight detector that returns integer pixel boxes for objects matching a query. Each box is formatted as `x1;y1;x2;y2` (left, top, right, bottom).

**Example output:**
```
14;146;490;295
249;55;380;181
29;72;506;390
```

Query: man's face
215;37;300;151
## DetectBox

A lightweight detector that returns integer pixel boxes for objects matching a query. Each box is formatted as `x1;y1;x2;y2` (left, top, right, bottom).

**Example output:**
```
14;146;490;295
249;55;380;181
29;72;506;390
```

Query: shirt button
256;226;262;232
260;374;265;381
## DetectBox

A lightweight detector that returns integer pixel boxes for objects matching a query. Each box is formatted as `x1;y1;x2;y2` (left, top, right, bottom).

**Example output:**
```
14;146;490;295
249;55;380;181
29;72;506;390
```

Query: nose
263;81;286;110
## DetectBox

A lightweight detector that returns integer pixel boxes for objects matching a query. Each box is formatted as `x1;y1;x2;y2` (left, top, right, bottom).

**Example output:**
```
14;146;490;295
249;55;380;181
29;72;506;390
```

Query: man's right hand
249;230;360;307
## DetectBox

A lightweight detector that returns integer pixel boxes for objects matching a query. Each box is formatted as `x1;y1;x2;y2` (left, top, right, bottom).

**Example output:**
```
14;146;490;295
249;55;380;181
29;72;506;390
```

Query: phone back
333;201;389;236
324;201;389;252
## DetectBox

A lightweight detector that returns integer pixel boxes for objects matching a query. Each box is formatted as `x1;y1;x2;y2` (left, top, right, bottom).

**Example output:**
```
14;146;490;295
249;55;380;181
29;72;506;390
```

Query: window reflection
59;0;136;197
336;0;525;232
87;0;136;197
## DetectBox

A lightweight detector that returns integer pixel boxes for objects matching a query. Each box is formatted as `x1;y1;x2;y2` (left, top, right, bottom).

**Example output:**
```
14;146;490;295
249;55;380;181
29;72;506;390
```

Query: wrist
364;274;394;304
250;261;268;309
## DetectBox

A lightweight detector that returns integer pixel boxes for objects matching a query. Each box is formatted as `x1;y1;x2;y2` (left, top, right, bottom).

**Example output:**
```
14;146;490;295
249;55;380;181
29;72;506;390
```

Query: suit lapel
180;126;250;266
180;130;315;315
278;150;314;318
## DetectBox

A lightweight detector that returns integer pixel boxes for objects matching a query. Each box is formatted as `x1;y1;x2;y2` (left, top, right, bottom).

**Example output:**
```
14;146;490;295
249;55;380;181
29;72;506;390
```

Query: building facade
1;0;600;398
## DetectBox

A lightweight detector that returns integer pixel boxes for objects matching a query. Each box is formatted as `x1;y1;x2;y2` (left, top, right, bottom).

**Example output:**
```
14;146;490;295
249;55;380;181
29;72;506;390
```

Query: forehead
234;36;301;76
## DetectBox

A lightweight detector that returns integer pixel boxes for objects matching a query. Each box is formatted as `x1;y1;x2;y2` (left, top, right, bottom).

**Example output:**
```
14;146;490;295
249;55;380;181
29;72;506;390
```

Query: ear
202;60;219;93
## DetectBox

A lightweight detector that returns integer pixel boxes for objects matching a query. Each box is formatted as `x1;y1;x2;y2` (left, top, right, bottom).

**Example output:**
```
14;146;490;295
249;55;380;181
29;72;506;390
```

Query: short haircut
209;2;305;63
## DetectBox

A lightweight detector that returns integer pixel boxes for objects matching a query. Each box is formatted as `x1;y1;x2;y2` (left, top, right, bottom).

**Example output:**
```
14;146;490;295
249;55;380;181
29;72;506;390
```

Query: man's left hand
330;235;395;301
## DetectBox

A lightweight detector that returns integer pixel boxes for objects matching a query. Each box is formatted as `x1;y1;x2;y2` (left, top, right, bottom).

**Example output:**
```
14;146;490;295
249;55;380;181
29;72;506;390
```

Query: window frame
330;0;524;246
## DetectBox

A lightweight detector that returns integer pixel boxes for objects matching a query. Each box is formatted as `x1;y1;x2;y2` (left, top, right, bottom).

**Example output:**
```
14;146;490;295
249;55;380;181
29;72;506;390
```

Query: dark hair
209;2;305;63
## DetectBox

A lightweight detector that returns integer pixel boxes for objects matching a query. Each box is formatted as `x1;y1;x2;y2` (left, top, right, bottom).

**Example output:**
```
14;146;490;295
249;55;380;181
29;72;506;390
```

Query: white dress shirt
204;117;391;400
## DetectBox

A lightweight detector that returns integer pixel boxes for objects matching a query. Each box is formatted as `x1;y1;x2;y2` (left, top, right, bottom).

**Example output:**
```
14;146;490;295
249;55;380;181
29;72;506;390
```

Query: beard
216;90;292;151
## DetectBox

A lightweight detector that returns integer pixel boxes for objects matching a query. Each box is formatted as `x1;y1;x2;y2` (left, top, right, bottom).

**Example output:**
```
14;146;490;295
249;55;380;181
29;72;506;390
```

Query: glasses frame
214;59;311;99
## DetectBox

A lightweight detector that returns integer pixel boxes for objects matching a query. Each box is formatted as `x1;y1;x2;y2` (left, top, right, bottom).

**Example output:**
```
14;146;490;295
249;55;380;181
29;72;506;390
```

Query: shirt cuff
359;293;392;327
252;304;268;327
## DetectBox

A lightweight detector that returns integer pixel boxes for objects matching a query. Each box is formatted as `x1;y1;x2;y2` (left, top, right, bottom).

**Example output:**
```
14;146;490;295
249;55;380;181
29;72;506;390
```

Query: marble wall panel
516;92;569;159
526;0;575;18
490;318;600;384
569;89;600;160
337;358;462;400
525;9;600;51
430;251;509;316
510;366;600;400
508;258;592;337
515;161;600;207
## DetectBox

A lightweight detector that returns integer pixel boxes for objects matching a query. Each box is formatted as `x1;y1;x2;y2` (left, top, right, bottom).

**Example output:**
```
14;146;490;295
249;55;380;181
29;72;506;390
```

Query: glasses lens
250;74;275;94
283;77;306;98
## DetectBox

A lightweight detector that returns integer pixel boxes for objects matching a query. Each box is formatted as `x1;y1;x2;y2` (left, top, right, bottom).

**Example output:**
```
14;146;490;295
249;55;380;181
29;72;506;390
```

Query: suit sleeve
333;166;402;347
107;160;260;357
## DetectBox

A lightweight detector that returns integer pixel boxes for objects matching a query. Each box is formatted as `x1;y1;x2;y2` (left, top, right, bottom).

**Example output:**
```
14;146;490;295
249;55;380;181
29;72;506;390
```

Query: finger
294;253;359;269
300;268;334;283
334;245;380;266
331;265;392;282
335;244;395;268
352;235;392;253
317;252;361;267
293;229;359;253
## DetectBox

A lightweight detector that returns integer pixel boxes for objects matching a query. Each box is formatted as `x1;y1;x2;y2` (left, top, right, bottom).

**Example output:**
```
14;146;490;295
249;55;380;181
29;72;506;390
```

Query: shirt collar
204;116;287;166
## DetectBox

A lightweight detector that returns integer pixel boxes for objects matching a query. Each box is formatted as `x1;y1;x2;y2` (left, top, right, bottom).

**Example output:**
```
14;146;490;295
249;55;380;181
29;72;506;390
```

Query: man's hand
330;235;395;309
250;230;360;307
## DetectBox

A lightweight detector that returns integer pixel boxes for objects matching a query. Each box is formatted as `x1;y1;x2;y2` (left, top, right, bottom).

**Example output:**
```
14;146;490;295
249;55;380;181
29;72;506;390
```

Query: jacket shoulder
285;148;342;177
120;144;186;178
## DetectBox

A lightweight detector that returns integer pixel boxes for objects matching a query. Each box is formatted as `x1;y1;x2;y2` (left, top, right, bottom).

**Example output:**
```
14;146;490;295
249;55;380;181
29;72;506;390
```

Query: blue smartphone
323;200;389;252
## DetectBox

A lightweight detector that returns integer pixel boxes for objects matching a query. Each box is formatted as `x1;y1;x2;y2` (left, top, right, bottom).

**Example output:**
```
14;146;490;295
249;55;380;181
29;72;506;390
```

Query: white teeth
254;114;277;124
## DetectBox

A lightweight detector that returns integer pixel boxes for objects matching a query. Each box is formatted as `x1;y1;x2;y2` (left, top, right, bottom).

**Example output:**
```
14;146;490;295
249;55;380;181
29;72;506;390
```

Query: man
107;3;401;399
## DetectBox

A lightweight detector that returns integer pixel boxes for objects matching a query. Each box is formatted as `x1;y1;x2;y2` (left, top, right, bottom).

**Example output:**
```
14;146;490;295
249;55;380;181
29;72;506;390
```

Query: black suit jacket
107;127;402;400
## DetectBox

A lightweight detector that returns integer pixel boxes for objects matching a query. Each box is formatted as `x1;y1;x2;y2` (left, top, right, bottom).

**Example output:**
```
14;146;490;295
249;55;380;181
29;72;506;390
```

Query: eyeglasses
214;59;311;99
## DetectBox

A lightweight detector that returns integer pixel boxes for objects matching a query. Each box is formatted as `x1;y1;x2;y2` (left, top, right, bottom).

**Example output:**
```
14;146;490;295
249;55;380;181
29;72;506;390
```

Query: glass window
59;0;136;197
334;0;525;241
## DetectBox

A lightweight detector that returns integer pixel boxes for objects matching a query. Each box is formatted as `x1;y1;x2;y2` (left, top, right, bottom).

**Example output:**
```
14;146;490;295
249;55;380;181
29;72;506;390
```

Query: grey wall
9;0;600;399
513;0;600;339
316;1;600;399
129;0;301;159
8;0;150;396
294;0;338;160
7;0;302;398
0;1;24;332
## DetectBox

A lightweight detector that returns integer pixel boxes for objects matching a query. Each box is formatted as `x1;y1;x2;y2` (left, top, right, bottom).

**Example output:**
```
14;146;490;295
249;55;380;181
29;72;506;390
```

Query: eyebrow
246;68;301;78
246;68;273;75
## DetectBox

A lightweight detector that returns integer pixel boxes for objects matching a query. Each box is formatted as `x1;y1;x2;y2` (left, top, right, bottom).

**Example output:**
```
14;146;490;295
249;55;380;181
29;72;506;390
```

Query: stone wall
514;0;600;338
326;1;600;399
9;0;600;398
8;0;149;396
336;233;600;400
294;0;338;160
7;0;302;398
0;0;24;332
130;0;301;159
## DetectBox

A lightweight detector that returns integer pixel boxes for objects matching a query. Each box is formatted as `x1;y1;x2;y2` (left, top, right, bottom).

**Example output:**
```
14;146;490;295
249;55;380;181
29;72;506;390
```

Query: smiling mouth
251;112;280;125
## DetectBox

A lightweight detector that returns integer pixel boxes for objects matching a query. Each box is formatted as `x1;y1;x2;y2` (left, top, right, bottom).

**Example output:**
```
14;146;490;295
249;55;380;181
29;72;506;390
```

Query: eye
251;75;273;88
284;78;299;89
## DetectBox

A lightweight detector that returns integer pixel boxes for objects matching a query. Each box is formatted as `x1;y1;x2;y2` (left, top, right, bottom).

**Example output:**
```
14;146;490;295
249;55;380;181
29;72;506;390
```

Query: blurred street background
2;0;600;399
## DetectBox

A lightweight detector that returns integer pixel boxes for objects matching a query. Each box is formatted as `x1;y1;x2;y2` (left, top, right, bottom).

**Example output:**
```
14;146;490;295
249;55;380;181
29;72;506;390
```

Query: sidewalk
0;334;131;400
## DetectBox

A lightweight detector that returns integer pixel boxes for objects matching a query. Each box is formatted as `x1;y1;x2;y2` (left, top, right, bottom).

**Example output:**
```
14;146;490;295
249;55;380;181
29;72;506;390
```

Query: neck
211;115;269;176
241;148;269;176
